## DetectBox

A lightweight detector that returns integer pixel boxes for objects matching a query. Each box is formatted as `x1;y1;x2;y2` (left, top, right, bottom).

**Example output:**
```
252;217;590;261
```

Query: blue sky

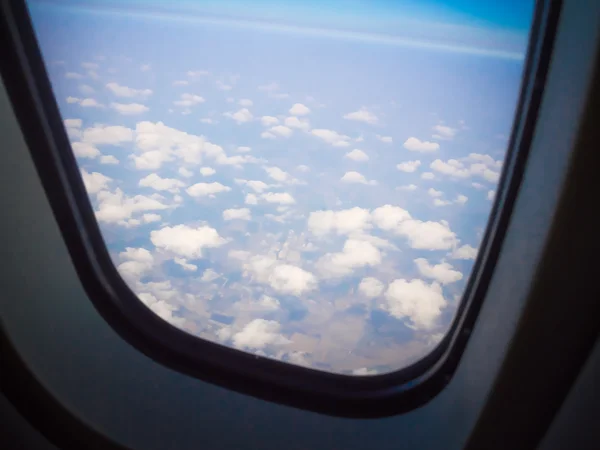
28;0;532;375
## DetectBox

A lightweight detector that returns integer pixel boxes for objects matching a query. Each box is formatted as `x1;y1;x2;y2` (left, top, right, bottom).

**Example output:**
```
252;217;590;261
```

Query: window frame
0;0;561;418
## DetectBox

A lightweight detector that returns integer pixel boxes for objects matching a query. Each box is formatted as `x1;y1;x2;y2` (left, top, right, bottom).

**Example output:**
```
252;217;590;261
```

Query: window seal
0;0;561;418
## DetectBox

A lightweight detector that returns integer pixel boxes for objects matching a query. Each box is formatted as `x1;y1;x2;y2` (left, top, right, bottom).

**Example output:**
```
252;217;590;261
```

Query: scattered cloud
397;160;421;172
200;167;216;176
186;182;232;198
376;135;393;143
384;279;447;330
340;171;376;185
451;244;478;260
174;93;205;107
106;82;152;98
343;107;378;125
151;224;227;259
223;208;251;221
414;258;463;285
432;124;457;140
345;149;369;162
139;173;185;193
311;129;351;147
403;137;439;152
224;108;253;124
289;103;311;116
111;102;149;115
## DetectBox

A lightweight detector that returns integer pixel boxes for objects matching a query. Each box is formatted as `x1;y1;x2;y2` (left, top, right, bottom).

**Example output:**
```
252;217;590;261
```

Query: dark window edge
0;0;560;418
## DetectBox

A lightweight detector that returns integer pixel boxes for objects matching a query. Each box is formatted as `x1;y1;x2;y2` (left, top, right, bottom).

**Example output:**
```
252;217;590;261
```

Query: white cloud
80;168;111;194
200;167;216;176
64;118;82;128
216;80;232;91
100;155;119;164
261;192;296;204
267;125;293;137
296;165;310;172
66;96;80;104
311;129;351;147
66;72;84;79
421;172;435;180
432;124;457;140
232;319;290;350
173;93;205;107
261;131;276;140
200;118;215;124
78;84;95;95
82;125;133;146
376;135;393;143
428;188;443;198
140;64;151;72
245;193;258;205
343;107;378;125
403;137;439;152
237;146;251;153
340;171;376;185
284;116;310;131
173;80;189;86
200;268;220;282
433;199;451;206
397;160;421;173
143;213;161;223
472;182;485;190
178;167;193;178
455;194;468;204
430;156;501;182
264;166;299;184
316;239;382;279
72;142;101;159
243;256;317;296
223;208;251;221
308;207;371;236
173;257;198;272
106;82;152;98
187;70;210;77
371;205;457;250
235;179;271;193
451;244;478;260
345;149;369;162
138;173;185;193
150;224;227;259
186;182;231;198
111;102;149;115
239;99;253;107
94;188;169;226
358;277;384;298
289;103;310;116
414;258;463;285
384;279;447;330
353;367;379;375
117;247;154;279
260;116;279;127
80;98;104;108
397;184;417;191
224;108;253;124
488;190;495;200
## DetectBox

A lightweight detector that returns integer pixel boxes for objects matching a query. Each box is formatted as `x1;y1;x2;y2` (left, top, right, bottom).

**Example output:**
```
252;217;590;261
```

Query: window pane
28;0;534;375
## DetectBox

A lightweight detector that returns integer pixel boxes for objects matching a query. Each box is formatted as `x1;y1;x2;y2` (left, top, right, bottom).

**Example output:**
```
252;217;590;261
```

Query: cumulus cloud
308;207;371;236
100;155;119;164
430;155;501;182
232;319;290;350
384;279;447;330
261;192;296;204
397;184;418;191
82;125;133;146
414;258;463;285
433;199;451;206
289;103;310;116
143;213;161;223
173;257;198;272
66;72;84;79
397;160;421;172
403;137;439;152
455;194;468;204
242;255;317;296
376;135;393;143
421;172;435;180
260;116;279;127
117;247;154;279
111;102;149;115
106;82;152;98
80;168;111;194
358;277;384;298
223;208;251;221
239;99;253;107
264;166;299;184
432;124;457;140
428;188;443;198
72;142;101;159
488;190;495;200
316;239;382;279
186;182;231;198
343;107;378;125
150;224;227;259
200;167;216;176
265;125;293;137
340;171;376;185
284;116;310;131
311;129;351;147
235;179;271;193
138;173;185;193
345;149;369;162
245;193;258;205
94;188;169;226
224;108;253;124
451;244;478;260
174;93;205;107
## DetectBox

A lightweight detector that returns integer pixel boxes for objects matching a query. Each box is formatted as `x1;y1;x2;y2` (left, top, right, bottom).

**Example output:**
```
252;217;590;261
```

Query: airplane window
26;0;534;376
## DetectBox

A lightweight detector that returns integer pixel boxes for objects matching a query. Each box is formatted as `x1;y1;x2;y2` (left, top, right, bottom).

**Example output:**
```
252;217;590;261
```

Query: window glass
28;0;534;375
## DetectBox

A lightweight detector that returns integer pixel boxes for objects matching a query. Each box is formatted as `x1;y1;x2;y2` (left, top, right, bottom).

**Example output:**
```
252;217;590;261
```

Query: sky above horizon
28;0;533;375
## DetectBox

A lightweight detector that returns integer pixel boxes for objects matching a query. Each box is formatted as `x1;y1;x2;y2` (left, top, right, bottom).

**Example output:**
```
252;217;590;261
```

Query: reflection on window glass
29;0;534;375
